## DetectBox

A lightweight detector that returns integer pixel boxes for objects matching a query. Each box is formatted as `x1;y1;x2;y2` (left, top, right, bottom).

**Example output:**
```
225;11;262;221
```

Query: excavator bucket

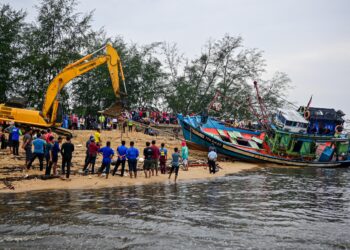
99;99;127;117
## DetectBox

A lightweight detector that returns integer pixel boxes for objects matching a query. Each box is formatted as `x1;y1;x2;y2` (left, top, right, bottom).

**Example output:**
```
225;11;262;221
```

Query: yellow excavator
0;43;126;135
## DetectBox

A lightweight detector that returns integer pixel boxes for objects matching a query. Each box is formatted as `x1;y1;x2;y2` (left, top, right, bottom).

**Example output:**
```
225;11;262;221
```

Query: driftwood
2;180;15;190
0;174;61;182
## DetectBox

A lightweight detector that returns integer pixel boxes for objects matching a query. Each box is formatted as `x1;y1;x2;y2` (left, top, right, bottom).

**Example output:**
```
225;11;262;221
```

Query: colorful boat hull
178;115;350;168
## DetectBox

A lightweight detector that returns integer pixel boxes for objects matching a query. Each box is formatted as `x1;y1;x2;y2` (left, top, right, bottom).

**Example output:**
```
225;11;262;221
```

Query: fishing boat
178;111;350;167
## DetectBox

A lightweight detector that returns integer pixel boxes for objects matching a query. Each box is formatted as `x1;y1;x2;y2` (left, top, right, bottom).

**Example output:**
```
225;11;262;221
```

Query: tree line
0;0;292;120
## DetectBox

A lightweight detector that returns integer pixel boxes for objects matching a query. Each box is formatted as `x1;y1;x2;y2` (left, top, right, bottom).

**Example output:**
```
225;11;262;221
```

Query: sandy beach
0;129;259;193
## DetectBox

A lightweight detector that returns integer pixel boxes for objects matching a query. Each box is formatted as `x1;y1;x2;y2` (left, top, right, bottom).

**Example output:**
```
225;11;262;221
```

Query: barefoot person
169;147;181;183
126;141;139;178
181;141;189;171
143;142;153;178
159;143;168;174
50;136;62;176
61;136;75;180
97;141;114;179
208;148;218;174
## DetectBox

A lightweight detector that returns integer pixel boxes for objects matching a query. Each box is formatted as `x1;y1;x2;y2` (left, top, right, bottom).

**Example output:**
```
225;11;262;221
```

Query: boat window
237;139;250;147
279;114;286;124
292;141;303;152
285;120;293;126
220;136;231;143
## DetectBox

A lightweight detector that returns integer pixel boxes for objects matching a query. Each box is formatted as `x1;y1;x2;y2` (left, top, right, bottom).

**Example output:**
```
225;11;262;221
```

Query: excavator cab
4;97;27;109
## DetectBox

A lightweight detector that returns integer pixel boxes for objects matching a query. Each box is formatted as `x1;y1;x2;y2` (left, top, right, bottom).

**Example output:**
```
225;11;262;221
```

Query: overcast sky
5;0;350;118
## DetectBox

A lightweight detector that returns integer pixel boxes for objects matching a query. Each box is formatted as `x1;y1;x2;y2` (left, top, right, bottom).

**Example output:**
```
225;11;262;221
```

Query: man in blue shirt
98;141;114;179
126;141;139;178
49;136;62;176
169;147;181;182
10;124;21;156
27;132;46;171
112;140;128;177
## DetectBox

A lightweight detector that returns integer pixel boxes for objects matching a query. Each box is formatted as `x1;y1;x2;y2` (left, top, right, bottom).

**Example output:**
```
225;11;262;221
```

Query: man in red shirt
45;128;53;143
83;138;100;174
150;140;160;176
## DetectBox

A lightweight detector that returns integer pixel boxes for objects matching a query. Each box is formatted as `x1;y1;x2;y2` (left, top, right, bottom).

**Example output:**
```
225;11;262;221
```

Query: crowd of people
80;130;191;182
60;109;178;132
0;122;221;183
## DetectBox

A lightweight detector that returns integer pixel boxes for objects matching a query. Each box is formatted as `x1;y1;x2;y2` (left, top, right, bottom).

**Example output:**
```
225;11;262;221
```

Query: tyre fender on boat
335;125;343;133
304;110;311;120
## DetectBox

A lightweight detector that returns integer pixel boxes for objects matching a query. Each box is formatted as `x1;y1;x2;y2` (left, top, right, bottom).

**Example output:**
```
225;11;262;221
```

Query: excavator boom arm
42;44;125;119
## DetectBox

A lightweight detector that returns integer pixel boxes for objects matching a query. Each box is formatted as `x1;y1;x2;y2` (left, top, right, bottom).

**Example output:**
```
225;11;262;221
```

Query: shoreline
0;161;259;193
0;130;259;194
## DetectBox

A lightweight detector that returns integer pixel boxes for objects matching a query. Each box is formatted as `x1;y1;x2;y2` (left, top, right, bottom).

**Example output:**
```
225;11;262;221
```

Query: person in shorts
143;142;153;178
50;136;62;176
169;147;181;183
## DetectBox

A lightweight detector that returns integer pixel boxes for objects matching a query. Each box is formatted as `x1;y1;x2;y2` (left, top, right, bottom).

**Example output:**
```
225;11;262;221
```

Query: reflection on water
0;167;350;249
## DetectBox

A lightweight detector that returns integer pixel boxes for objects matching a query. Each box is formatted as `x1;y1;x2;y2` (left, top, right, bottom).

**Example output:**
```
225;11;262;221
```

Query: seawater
0;167;349;249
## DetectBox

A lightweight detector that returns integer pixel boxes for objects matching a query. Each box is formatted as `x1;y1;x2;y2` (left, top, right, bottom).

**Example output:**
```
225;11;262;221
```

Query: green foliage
15;0;96;110
1;1;292;121
162;35;292;119
0;4;26;102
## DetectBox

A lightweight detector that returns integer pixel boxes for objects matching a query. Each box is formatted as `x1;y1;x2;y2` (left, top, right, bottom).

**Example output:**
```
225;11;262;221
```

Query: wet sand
0;130;259;193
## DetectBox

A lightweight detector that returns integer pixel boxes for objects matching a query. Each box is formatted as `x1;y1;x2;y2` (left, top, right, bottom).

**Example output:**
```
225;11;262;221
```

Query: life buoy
304;110;311;120
335;125;343;133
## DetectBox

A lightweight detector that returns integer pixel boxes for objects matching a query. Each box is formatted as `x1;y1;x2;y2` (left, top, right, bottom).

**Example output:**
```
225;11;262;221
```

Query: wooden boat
178;114;350;167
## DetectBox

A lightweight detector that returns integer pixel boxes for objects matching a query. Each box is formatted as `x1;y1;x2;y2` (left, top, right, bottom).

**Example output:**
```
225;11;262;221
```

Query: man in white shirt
112;118;118;130
208;148;218;174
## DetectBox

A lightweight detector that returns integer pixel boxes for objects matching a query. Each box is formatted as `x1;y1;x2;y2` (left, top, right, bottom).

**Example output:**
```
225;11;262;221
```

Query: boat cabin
266;129;350;160
297;107;345;135
274;109;309;133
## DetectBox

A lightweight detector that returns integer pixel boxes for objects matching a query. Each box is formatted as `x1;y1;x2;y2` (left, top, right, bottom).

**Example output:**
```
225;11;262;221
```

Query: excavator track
51;127;73;137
